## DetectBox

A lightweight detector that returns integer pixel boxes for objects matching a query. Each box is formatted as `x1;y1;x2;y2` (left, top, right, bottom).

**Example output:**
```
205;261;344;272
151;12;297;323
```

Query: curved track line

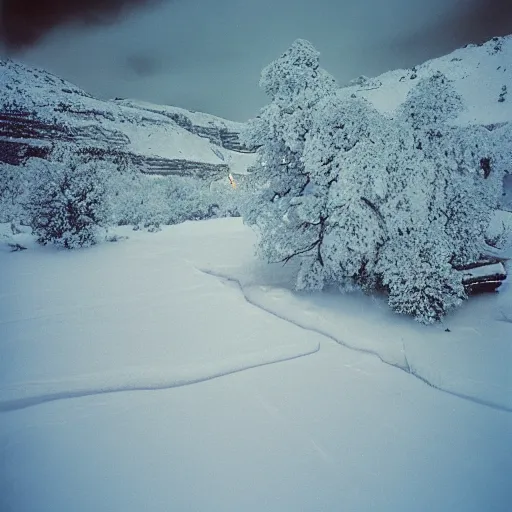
198;268;512;414
0;343;319;413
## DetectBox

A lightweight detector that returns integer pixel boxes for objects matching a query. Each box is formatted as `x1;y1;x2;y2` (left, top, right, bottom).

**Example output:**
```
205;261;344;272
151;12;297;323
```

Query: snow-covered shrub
28;158;109;248
209;176;242;217
107;171;220;228
159;176;219;223
382;236;466;323
0;162;30;224
397;71;464;129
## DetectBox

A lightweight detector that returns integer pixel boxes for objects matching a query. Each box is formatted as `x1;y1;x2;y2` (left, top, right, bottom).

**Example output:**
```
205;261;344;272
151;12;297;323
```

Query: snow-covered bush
209;176;242;217
382;236;466;323
397;71;464;128
28;158;109;249
244;41;506;323
0;162;30;224
4;151;238;241
107;171;222;228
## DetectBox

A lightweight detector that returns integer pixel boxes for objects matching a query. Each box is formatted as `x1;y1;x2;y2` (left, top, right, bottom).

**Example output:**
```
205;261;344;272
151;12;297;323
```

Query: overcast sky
1;0;512;121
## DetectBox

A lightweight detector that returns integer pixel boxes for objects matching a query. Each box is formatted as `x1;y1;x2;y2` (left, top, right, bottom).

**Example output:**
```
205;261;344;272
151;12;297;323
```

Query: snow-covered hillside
0;59;256;179
341;36;512;127
2;36;510;180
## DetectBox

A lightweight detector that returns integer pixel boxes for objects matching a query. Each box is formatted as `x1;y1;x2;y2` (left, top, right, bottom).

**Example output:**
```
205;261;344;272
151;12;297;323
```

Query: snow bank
0;343;317;412
2;219;509;411
179;220;512;412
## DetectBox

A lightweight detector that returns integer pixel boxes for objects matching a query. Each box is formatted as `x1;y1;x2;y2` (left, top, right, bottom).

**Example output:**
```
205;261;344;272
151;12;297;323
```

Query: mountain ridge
0;58;255;180
339;35;512;128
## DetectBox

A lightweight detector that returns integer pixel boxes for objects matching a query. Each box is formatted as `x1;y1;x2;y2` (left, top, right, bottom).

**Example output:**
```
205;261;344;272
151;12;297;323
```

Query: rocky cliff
0;59;255;180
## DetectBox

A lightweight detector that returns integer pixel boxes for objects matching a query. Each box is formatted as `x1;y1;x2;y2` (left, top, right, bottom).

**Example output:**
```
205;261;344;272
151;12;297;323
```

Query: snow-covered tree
375;151;469;322
28;158;109;248
241;39;338;269
377;75;504;321
244;42;506;323
396;73;504;267
440;127;503;266
298;94;396;291
297;88;471;323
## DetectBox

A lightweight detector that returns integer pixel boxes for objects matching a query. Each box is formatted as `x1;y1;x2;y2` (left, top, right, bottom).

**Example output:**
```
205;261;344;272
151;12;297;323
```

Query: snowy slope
116;99;246;132
0;59;256;177
0;218;510;511
340;36;512;128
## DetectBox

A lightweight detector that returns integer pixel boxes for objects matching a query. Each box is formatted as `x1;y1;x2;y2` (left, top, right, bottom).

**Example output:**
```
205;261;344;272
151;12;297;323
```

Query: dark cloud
0;0;164;51
459;0;512;43
390;0;512;62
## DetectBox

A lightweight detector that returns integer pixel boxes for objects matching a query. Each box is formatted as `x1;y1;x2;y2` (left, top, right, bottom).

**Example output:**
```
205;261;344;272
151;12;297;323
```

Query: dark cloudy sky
1;0;512;121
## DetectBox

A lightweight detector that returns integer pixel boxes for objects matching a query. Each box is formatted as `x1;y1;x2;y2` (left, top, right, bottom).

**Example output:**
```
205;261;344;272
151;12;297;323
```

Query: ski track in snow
0;344;319;413
197;268;512;415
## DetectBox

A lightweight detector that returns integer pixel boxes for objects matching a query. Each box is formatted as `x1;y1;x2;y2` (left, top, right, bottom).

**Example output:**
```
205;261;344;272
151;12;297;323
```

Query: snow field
1;218;511;511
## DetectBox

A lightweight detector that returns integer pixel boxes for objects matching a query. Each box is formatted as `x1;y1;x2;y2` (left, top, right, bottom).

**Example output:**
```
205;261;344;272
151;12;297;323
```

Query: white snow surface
461;262;506;279
0;218;511;511
339;36;512;127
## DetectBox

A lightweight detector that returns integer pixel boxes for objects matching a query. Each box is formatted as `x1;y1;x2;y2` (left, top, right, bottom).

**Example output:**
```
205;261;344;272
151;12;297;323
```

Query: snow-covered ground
1;218;511;511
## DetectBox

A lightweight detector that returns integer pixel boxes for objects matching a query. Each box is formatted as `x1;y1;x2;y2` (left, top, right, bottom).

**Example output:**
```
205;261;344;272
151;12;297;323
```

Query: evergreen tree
28;158;109;249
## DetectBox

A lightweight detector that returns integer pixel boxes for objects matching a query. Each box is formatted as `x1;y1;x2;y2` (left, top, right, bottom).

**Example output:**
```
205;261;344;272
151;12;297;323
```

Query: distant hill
339;35;512;127
0;59;256;181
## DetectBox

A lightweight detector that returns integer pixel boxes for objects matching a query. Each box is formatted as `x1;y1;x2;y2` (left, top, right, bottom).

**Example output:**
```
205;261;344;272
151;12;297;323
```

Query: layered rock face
113;99;253;154
0;59;255;180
